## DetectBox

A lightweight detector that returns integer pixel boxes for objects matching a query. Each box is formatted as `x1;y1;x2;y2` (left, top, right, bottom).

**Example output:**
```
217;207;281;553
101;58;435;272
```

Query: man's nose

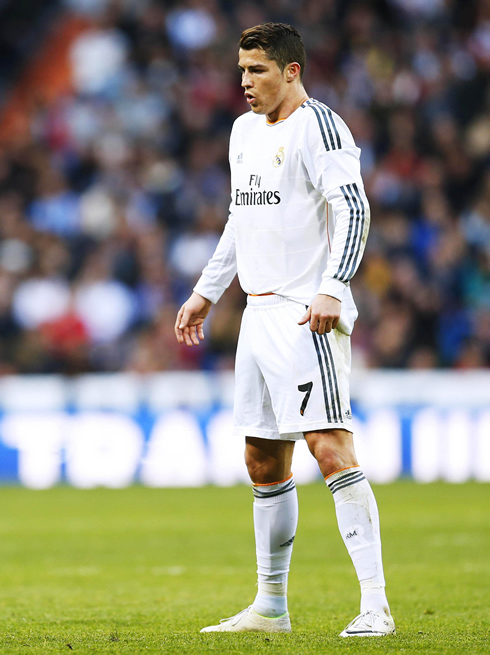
241;72;252;88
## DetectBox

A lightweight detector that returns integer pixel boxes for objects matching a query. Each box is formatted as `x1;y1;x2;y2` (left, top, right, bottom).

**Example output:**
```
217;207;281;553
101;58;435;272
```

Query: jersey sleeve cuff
193;277;227;304
317;276;347;301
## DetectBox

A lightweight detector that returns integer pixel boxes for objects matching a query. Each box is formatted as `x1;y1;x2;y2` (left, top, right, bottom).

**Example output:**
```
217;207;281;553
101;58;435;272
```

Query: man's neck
266;88;309;124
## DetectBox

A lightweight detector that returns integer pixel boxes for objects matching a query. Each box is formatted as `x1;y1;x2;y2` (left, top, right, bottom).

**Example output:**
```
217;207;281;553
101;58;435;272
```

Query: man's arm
299;108;370;335
318;183;370;299
192;212;237;305
175;212;237;346
299;184;370;335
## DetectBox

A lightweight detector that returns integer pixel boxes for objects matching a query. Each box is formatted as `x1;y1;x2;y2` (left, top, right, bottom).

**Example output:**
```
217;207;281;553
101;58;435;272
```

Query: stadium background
0;0;489;487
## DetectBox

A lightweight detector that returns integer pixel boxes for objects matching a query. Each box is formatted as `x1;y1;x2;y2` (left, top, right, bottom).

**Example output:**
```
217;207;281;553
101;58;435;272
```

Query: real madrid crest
273;146;285;168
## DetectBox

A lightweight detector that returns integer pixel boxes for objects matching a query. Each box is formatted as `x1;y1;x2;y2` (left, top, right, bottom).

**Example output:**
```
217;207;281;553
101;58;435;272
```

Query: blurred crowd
0;0;489;374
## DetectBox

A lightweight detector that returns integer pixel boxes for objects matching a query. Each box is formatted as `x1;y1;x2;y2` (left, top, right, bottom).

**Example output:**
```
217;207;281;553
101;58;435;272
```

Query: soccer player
175;23;395;638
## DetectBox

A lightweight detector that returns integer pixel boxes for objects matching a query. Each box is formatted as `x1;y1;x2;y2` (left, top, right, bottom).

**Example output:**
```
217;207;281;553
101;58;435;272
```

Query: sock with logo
326;467;390;616
251;474;298;618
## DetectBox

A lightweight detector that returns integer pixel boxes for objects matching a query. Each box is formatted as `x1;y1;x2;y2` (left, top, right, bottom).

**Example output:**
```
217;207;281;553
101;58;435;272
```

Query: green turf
0;482;488;654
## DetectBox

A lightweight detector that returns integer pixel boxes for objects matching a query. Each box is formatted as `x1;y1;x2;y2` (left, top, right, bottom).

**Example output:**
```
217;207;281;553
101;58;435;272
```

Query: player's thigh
257;302;353;435
233;307;280;439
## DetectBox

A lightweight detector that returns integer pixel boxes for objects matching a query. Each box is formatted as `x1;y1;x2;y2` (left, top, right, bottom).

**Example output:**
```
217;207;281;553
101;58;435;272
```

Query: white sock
326;467;390;616
251;475;298;618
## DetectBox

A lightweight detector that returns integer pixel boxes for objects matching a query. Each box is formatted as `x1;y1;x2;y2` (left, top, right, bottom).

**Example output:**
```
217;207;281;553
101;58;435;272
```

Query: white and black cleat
200;606;291;633
340;610;396;637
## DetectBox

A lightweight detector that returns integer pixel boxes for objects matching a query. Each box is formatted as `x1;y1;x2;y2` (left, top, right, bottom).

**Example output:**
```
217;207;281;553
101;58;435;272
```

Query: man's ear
286;62;301;82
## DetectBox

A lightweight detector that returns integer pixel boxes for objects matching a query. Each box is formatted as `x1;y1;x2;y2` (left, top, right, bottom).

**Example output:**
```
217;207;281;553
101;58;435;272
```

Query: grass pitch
0;482;488;654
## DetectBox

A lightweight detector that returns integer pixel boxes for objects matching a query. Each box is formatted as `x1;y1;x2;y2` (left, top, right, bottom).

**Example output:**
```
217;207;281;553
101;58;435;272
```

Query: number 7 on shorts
298;381;313;416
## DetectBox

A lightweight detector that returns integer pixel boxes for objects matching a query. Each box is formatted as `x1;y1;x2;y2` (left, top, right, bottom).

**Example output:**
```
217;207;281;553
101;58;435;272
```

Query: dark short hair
239;23;306;80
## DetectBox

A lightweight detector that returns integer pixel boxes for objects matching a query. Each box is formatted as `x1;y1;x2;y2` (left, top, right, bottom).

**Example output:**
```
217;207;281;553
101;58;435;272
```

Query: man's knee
244;450;271;482
304;428;358;478
245;437;294;485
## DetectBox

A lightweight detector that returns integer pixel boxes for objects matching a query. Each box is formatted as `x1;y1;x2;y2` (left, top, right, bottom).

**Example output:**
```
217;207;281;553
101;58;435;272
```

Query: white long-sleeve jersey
193;98;370;335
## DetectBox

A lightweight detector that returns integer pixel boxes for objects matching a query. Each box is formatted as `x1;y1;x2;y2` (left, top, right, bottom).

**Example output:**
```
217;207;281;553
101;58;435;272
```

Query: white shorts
233;294;353;441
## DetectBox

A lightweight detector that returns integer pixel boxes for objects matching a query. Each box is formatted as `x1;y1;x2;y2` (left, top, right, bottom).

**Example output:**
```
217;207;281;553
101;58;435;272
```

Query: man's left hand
298;294;341;335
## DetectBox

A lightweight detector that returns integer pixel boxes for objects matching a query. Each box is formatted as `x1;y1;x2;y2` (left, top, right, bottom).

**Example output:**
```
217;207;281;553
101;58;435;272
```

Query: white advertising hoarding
0;371;488;488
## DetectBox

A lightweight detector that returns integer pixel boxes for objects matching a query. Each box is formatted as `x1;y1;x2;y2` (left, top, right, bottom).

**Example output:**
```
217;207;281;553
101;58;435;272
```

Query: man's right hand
175;292;212;347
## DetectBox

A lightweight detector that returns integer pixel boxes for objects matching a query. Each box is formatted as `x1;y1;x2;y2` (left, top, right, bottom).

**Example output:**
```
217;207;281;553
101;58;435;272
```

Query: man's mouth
245;92;256;104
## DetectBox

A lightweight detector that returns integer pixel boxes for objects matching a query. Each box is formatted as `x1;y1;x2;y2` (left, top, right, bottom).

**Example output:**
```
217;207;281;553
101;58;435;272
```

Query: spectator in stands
0;0;488;373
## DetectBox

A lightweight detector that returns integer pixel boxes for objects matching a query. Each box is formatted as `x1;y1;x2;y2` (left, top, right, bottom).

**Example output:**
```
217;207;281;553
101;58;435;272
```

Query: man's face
238;48;289;117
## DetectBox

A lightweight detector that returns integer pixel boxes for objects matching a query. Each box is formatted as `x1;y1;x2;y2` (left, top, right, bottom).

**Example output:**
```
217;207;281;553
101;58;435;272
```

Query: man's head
239;23;306;81
238;23;306;119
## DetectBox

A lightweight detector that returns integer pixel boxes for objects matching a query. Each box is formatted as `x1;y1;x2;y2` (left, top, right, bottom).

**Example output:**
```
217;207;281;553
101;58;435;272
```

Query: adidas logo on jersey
237;152;243;164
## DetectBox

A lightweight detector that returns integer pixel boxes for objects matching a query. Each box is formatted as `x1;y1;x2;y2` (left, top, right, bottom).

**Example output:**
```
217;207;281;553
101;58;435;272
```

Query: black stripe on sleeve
311;100;337;151
326;106;342;149
334;185;355;281
341;184;362;282
346;183;367;279
308;102;330;152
